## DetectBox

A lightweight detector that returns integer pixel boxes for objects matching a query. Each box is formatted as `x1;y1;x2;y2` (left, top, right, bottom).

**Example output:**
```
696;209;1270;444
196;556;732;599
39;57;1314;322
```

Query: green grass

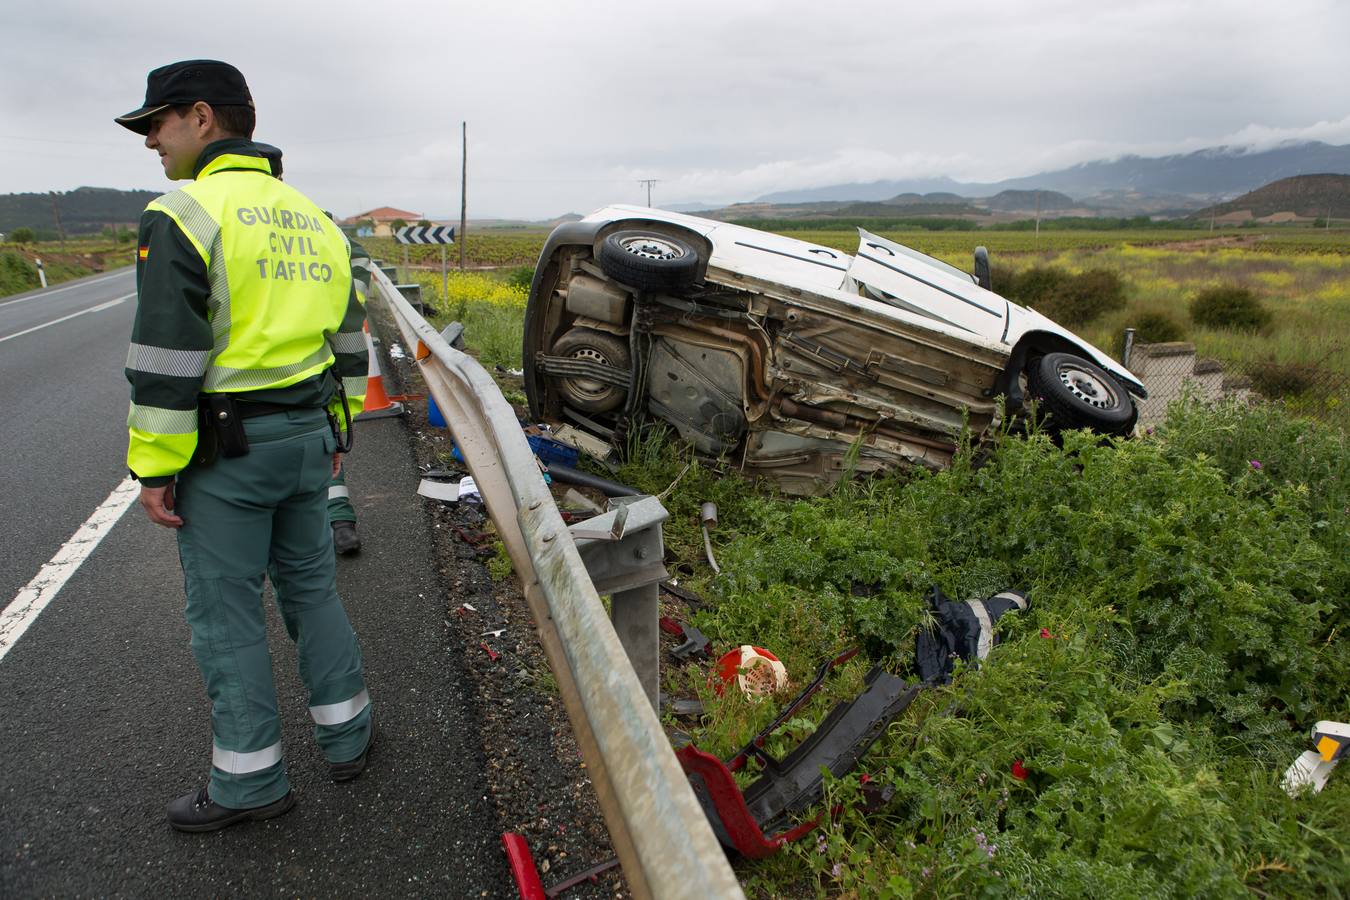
404;270;527;371
612;406;1350;898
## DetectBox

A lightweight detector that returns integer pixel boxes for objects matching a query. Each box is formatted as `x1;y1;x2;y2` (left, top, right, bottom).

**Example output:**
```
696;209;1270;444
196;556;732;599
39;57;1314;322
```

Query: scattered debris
388;342;406;359
549;425;616;465
670;624;710;662
502;832;622;900
660;581;705;609
713;645;789;698
481;642;500;662
560;488;604;515
524;426;580;468
1282;720;1350;796
542;461;638;498
450;525;495;557
699;501;720;575
660;695;706;718
914;586;1029;684
417;475;481;503
680;653;917;858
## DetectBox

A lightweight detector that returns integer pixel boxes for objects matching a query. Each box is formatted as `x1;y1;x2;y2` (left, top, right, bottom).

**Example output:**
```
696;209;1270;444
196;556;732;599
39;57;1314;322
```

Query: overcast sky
3;0;1349;220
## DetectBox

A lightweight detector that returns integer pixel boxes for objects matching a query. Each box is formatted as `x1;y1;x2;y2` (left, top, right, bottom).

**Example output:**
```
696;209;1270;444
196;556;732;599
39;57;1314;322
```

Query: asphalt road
0;275;512;896
0;268;137;604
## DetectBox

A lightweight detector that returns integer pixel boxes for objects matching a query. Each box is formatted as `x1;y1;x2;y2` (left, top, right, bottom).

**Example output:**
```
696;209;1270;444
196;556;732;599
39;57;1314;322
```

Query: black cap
254;142;283;177
115;60;254;135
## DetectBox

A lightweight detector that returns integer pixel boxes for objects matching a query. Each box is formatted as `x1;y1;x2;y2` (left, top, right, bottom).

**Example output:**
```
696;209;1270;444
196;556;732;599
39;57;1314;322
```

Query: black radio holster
205;394;251;458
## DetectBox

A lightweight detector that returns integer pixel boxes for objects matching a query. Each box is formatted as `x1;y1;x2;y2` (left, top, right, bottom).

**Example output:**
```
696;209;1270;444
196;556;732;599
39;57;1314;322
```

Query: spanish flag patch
138;245;149;261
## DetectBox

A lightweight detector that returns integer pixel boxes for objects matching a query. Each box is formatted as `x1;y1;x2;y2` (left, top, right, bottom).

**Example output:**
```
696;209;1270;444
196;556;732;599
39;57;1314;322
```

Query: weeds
607;400;1350;897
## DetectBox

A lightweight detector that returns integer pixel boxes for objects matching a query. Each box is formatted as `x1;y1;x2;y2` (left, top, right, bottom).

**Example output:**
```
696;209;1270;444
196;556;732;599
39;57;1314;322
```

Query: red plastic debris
1039;628;1055;639
676;744;823;858
1011;759;1029;781
501;833;547;900
481;642;500;661
659;616;684;636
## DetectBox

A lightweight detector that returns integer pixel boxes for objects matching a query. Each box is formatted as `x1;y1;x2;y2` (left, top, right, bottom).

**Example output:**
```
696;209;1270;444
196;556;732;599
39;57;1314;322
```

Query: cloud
2;0;1349;218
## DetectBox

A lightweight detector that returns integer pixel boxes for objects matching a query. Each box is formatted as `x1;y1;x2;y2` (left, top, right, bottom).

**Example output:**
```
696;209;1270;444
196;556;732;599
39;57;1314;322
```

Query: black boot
331;720;377;783
332;521;361;555
166;786;295;833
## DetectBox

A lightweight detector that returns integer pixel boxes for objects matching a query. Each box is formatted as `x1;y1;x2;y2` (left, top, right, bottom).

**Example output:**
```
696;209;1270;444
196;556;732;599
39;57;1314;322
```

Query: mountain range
747;141;1350;215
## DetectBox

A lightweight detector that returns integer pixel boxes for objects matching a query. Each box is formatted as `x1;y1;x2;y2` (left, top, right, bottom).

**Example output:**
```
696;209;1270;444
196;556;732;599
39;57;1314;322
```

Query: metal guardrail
367;266;745;900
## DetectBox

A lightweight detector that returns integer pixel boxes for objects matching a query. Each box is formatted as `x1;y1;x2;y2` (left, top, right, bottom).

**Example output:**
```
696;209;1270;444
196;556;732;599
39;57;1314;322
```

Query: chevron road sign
395;225;456;245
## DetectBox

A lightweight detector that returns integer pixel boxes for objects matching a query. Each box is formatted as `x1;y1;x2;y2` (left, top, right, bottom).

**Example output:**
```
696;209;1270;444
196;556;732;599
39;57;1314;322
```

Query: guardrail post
394;283;425;313
569;496;669;711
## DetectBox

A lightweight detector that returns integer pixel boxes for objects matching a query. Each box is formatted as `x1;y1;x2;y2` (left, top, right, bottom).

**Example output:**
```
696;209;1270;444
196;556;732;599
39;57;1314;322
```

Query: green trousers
327;463;356;524
175;408;371;809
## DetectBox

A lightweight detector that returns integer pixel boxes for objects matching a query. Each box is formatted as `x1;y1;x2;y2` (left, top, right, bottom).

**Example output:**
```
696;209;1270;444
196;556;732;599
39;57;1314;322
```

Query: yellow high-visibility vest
127;153;361;476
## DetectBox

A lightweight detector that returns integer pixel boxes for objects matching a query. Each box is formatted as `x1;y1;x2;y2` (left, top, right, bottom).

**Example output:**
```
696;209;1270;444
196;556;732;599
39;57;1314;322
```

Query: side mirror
973;246;991;290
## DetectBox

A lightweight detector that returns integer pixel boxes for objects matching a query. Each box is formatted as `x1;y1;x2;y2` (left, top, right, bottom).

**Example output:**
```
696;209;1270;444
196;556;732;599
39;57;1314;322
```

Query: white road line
0;478;140;664
0;293;133;345
0;268;133;308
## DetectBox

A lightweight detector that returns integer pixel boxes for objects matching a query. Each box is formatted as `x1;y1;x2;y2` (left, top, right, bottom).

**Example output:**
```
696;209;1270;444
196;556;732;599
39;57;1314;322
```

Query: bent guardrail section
367;266;744;900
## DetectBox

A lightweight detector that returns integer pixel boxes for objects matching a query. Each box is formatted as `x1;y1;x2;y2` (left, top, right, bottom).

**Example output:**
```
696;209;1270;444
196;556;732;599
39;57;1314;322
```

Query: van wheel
550;328;631;414
1026;352;1136;435
598;230;699;291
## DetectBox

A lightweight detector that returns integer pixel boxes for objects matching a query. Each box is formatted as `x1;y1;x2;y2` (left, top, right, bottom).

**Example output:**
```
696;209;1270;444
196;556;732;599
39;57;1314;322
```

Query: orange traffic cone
354;321;405;420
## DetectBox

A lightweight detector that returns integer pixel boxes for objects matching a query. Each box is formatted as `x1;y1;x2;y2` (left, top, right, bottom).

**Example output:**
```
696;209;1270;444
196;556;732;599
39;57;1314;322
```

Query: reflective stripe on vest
145;153;354;396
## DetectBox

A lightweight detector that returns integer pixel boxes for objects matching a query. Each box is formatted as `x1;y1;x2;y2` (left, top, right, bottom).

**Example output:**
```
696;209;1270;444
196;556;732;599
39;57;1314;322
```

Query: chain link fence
1124;328;1350;432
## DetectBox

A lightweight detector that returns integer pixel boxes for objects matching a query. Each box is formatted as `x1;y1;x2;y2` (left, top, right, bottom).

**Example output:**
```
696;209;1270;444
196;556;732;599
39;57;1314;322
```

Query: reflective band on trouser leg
966;600;995;660
213;741;284;774
327;464;356;524
310;689;371;726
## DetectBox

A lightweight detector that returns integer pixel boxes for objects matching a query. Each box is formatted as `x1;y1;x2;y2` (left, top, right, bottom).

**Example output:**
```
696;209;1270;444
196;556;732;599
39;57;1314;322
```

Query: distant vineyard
1248;230;1350;255
786;228;1245;258
361;233;546;268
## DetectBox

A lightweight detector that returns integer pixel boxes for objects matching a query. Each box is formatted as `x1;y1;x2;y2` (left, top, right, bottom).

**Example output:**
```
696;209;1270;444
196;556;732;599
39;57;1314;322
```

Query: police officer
254;142;366;555
116;60;375;832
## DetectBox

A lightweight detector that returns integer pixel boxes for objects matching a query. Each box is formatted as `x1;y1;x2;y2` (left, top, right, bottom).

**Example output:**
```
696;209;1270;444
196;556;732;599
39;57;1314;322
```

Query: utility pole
49;192;66;249
638;179;658;208
459;121;467;272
